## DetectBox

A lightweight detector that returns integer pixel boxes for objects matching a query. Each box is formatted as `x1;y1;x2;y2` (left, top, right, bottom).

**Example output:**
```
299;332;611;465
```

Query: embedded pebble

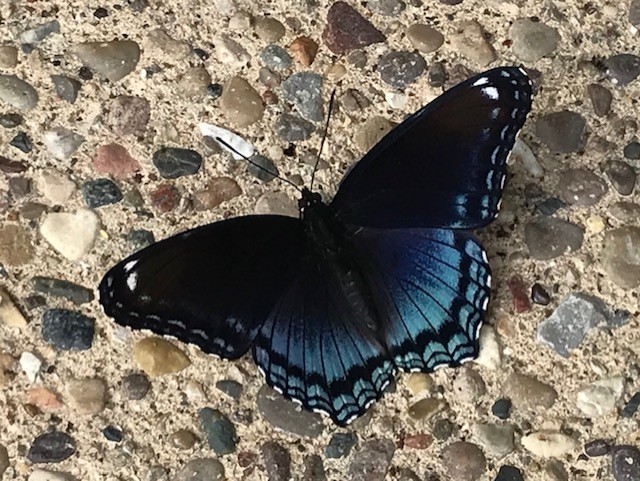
281;72;323;123
215;35;250;67
42;309;95;351
66;377;107;414
495;466;524;481
0;46;18;68
406;24;444;53
42;128;85;160
28;469;72;481
255;17;286;42
193;177;241;210
93;144;140;179
274;114;316;141
531;283;552;305
20;352;42;382
405;372;433;395
621;392;640;418
585;439;611;457
40;209;100;261
605;54;640;86
150;184;181;212
631;1;640;28
625;141;640;160
340;89;370;113
19;20;60;45
611;445;640;481
152;147;203;179
450;21;496;67
474;325;502;370
473;423;515;459
50;75;81;104
170;429;197;449
507;275;531;313
173;458;225;481
322;2;385;54
73;40;141;82
261;441;291;481
524;217;584;260
34;170;74;205
408;398;446;420
144;29;192;63
441;441;486;481
0;224;34;266
0;286;29;328
106;96;151;136
325;432;357;458
377;51;426;89
289;36;318;66
602;227;640;288
545;460;569;481
102;426;123;442
199;408;237;455
257;385;324;437
216;380;242;399
491;398;512;420
122;372;151;400
82;178;123;208
535;111;586;153
247;155;279;182
367;0;405;15
502;372;557;410
354;116;396;152
452;368;486;403
177;67;211;99
0;112;23;128
537;293;609;357
0;74;39;110
10;131;32;153
521;432;578;457
134;337;191;376
303;454;326;481
254;192;298;217
512;138;543;178
220;76;265;127
509;18;560;62
604;160;636;196
348;438;395;481
260;45;292;69
609;202;640;222
27;432;76;464
557;168;608;206
587;84;613;117
577;377;625;417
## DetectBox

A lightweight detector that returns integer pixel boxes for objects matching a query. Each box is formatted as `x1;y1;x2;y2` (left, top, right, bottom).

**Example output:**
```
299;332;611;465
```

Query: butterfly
99;67;532;426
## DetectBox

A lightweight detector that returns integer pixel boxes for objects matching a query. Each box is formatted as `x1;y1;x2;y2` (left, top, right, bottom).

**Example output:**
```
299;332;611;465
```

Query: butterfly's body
99;67;533;425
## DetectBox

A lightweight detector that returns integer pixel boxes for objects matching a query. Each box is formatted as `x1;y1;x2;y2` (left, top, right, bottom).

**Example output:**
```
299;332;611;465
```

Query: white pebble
20;352;42;383
40;209;101;261
473;325;502;370
576;376;625;417
42;128;85;160
511;138;543;178
521;431;579;457
199;122;255;160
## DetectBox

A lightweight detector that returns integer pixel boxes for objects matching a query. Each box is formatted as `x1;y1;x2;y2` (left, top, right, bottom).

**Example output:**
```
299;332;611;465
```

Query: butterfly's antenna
215;137;303;193
309;88;337;192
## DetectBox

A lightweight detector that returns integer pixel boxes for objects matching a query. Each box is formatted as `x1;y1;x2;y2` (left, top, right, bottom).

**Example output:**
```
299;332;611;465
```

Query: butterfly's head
298;188;323;216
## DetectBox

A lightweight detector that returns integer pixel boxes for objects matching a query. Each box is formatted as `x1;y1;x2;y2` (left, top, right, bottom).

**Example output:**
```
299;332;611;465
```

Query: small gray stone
220;76;265;127
82;178;123;208
281;72;323;123
260;45;292;69
173;458;225;481
605;54;640;86
452;368;486;403
609;201;640;222
128;229;155;250
603;160;636;196
377;50;426;89
254;17;286;43
32;277;94;304
631;0;640;28
545;460;569;481
495;466;524;481
502;372;558;410
367;0;406;16
557;168;608;206
106;96;151;136
624;141;640;160
585;439;611;457
303;454;326;481
473;423;515;459
42;309;95;351
441;441;486;481
19;20;60;45
51;75;82;104
0;444;8;476
537;293;608;357
42;128;85;160
257;385;324;437
261;441;291;481
602;227;640;288
122;372;151;400
427;62;447;88
406;24;444;53
536;111;585;153
348;439;395;481
215;380;242;400
510;18;560;62
524;217;584;260
325;432;357;458
247;154;279;182
27;432;76;463
274;114;316;141
587;84;612;117
152;147;202;179
74;40;141;82
0;74;39;110
198;408;237;455
354;116;396;153
612;445;640;481
450;21;496;67
340;89;370;113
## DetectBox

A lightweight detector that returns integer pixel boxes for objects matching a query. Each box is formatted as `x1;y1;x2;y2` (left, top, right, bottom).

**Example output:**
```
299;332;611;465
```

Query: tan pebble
185;380;206;401
193;177;241;211
289;36;319;66
408;398;446;420
27;387;63;412
66;378;107;415
144;29;192;62
215;36;250;67
450;21;496;67
0;287;28;328
254;17;286;42
229;11;251;31
0;224;35;266
170;429;198;449
73;40;140;82
495;315;515;338
220;76;265;127
133;337;191;377
254;192;297;217
406;24;444;53
177;67;211;99
586;215;606;234
326;63;346;79
502;372;558;410
28;469;71;481
0;45;19;68
35;169;76;205
405;372;432;395
39;209;100;261
354;116;396;152
521;431;579;457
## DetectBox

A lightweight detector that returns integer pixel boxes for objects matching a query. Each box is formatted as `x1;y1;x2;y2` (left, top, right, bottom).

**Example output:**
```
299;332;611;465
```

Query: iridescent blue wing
330;67;532;229
252;252;397;426
352;226;491;372
99;216;305;359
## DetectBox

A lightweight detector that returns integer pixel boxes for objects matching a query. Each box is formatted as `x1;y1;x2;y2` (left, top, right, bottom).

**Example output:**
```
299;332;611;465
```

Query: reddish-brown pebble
93;143;140;179
150;184;181;212
193;177;241;210
27;387;63;412
322;2;385;54
404;433;433;449
507;275;531;313
289;36;319;66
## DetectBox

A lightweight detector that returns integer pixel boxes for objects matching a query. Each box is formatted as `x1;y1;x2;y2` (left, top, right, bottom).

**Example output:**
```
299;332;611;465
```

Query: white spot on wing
482;87;499;100
124;260;138;272
472;76;490;86
126;272;138;291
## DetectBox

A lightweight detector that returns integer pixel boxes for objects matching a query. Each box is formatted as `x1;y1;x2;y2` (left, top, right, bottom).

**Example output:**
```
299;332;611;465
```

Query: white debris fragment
198;122;255;160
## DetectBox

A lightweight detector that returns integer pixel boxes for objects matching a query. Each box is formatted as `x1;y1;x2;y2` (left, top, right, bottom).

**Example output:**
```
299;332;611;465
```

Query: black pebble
621;392;640;418
432;418;455;440
32;276;94;304
103;426;123;442
207;83;223;99
41;308;95;351
10;132;33;153
152;147;203;179
624;141;640;160
193;48;209;60
495;465;524;481
122;372;152;400
585;439;611;457
531;283;551;305
536;197;566;216
27;432;76;463
247;154;279;182
216;380;243;400
612;445;640;481
82;178;123;208
325;432;357;458
0;113;23;128
492;398;512;420
78;66;93;81
94;7;109;17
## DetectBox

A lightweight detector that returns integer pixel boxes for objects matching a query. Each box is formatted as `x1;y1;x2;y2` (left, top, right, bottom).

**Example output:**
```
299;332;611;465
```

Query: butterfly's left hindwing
99;215;305;359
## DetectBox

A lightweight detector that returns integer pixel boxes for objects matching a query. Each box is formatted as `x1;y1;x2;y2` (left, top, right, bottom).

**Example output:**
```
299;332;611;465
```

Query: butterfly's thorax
301;191;382;333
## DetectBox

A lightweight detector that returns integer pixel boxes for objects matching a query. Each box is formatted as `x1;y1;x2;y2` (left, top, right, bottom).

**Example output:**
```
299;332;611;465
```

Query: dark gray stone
605;54;640;85
441;441;486;481
261;441;291;481
603;160;636;195
247;155;279;182
32;277;94;304
10;131;32;153
585;439;611;457
557;168;608;206
631;0;640;27
303;454;326;481
127;229;155;250
495;465;524;481
427;61;447;88
27;432;76;463
173;458;225;481
367;0;406;16
621;392;640;418
325;432;357;458
348;439;395;481
377;50;426;89
152;147;203;179
41;308;95;351
274;114;316;141
612;445;640;481
82;178;123;208
624;141;640;160
121;372;151;400
281;72;323;123
260;45;292;69
535;111;586;153
524;217;584;260
587;83;612;117
198;408;237;455
491;398;512;420
0;113;23;128
257;385;324;437
51;75;82;103
215;380;243;400
19;20;60;45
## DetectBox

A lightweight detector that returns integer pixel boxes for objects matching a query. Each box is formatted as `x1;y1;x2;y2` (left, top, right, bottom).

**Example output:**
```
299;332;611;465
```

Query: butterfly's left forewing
99;215;305;359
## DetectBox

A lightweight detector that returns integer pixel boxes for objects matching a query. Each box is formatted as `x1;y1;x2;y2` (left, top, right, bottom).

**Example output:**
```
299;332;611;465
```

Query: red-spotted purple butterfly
99;67;532;425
